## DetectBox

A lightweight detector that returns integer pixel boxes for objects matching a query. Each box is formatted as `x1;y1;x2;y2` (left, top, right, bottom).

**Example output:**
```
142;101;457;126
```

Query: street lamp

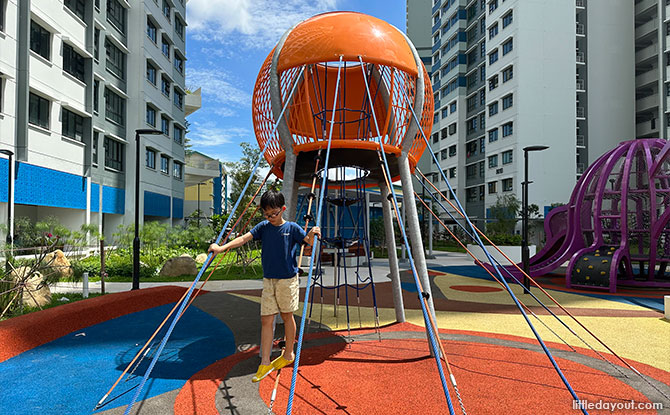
133;129;162;290
1;149;14;273
522;145;549;294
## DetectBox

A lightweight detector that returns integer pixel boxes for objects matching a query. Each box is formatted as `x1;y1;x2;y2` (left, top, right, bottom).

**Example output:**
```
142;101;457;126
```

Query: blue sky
184;0;407;164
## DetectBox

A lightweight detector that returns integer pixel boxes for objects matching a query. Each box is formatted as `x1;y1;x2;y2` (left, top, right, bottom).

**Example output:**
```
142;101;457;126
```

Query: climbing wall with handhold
571;246;616;288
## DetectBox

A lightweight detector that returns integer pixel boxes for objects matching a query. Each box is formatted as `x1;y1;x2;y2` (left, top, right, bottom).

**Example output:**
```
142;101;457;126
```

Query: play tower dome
251;11;433;188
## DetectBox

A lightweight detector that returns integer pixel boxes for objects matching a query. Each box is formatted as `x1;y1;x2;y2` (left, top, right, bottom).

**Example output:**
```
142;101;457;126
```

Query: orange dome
277;12;418;76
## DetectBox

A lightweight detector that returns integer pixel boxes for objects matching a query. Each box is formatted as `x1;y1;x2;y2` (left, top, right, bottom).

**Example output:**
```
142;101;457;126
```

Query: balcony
635;66;658;89
185;87;202;116
576;0;585;8
576;135;585;148
432;0;442;15
576;78;585;91
577;163;585;174
636;94;659;113
576;23;585;36
635;0;656;16
635;18;658;42
576;107;585;118
576;51;585;64
635;42;657;65
636;119;657;138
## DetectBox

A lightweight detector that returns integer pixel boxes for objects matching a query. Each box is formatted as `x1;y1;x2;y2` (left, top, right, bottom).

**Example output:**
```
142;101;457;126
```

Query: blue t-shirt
250;220;307;279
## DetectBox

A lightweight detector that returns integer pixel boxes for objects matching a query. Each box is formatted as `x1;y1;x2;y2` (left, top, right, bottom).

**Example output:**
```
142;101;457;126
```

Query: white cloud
186;67;251;117
187;0;340;50
187;121;254;149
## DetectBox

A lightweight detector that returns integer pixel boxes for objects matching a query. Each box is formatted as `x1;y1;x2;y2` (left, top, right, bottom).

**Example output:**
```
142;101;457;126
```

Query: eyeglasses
264;209;282;219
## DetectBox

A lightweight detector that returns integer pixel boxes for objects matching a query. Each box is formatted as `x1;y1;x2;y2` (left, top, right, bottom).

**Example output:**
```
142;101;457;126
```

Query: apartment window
489;102;498;116
147;18;157;43
488;23;498;39
162;36;170;59
161;115;170;135
442;108;448;118
467;95;477;111
449;122;457;135
146;105;156;126
450;101;457;113
161;75;171;96
432;133;439;144
105;38;126;79
30;21;51;60
480;65;486;82
95;0;100;11
146;148;156;169
502;121;513;137
439;149;447;160
160;155;169;174
489;49;499;65
174;53;184;74
466;187;479;202
0;0;5;32
502;38;513;55
502;178;513;192
146;60;157;85
104;136;124;171
488;128;498;142
63;44;86;82
479;160;485;178
467;117;477;134
175;16;185;39
502;65;513;82
489;75;498;90
92;132;99;166
65;0;86;21
106;0;126;34
449;167;456;178
488;154;498;168
479;89;485;106
466;164;478;179
93;80;99;114
162;0;171;21
502;93;513;109
94;28;100;61
502;149;513;164
502;10;513;28
174;125;183;144
29;93;50;129
173;88;184;109
173;161;183;180
488;181;497;194
489;0;498;13
449;144;456;157
61;108;84;141
479;136;485;154
480;17;486;34
104;88;125;125
466;140;477;157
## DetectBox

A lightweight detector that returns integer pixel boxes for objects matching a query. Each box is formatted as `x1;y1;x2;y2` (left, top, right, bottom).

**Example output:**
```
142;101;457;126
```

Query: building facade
407;0;634;225
0;0;199;243
183;151;226;224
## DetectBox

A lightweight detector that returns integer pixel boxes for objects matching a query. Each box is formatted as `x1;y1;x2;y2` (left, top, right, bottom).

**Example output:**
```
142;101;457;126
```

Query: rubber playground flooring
0;266;668;414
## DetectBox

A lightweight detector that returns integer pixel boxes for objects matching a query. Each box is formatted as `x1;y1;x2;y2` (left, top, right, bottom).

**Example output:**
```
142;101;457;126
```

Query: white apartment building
0;0;199;242
407;0;634;225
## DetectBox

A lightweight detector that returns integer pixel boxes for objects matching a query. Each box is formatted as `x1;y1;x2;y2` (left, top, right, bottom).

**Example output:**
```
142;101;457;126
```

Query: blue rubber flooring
0;303;235;414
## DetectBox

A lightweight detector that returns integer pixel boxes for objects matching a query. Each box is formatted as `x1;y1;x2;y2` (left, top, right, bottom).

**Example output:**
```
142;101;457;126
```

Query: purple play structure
515;139;670;292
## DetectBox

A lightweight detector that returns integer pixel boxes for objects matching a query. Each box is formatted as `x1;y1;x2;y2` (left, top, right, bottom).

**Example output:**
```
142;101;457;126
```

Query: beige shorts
260;275;299;316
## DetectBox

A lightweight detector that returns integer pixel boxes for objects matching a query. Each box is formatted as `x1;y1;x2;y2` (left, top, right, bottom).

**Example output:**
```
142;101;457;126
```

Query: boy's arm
209;232;253;254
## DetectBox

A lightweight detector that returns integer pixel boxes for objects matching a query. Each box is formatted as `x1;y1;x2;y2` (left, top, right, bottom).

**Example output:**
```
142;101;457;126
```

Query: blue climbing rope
398;84;589;415
123;65;308;415
286;57;343;415
358;58;457;415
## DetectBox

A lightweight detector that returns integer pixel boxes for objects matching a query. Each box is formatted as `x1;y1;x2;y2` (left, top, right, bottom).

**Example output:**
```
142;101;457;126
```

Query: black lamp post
133;129;162;290
1;150;14;273
522;145;549;294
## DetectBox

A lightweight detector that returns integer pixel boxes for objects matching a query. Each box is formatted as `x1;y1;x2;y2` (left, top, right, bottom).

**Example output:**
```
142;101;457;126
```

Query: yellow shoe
252;364;274;383
271;355;294;370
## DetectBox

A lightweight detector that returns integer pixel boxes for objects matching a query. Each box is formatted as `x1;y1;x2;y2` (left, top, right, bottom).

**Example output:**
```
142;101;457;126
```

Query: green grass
0;292;104;321
96;263;265;283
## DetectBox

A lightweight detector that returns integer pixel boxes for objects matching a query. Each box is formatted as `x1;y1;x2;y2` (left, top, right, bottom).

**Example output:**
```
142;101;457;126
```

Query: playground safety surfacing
0;266;668;415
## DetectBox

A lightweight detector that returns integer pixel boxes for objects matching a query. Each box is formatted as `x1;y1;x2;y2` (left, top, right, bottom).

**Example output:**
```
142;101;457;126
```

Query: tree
487;194;520;235
224;142;269;232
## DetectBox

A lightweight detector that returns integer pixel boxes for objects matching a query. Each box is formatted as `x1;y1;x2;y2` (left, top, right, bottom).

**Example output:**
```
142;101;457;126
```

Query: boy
208;189;320;382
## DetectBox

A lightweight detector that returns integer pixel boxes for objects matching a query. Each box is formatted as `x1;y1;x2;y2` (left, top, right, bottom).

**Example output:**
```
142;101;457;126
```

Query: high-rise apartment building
0;0;198;241
408;0;634;224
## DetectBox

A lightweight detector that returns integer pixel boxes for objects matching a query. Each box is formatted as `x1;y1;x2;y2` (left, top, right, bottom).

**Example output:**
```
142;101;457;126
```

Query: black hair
260;189;285;210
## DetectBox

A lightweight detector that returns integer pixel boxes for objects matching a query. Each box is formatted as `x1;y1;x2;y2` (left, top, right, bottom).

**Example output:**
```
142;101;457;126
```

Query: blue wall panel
0;158;7;203
144;191;170;217
90;183;100;213
172;197;183;219
102;186;125;214
14;162;87;209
